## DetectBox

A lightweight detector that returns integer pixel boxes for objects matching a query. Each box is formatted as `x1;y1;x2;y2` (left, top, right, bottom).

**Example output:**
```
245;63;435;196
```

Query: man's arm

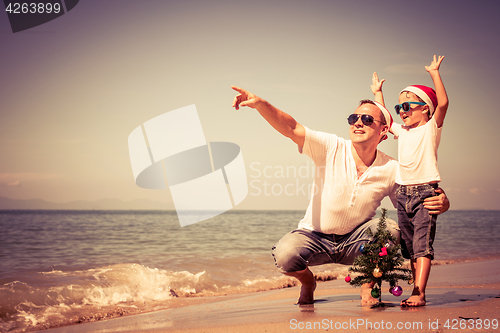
425;55;449;128
423;187;450;214
390;185;449;215
232;86;305;149
371;72;385;106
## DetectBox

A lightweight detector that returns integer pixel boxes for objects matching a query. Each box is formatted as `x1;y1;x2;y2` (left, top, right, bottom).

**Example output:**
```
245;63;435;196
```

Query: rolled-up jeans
271;218;400;273
396;183;438;260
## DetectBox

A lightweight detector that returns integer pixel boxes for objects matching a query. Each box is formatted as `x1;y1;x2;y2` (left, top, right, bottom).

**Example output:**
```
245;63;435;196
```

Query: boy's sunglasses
394;101;426;114
347;114;383;126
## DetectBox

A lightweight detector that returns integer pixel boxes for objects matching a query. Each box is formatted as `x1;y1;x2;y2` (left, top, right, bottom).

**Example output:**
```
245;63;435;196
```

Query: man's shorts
271;218;400;273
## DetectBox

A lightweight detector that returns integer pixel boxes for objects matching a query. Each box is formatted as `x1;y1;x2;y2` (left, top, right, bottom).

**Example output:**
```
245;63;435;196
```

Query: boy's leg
396;185;418;306
402;185;438;307
405;255;432;306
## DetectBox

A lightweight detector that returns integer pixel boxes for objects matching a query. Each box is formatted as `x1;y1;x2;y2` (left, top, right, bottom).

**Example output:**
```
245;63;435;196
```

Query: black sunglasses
347;114;383;126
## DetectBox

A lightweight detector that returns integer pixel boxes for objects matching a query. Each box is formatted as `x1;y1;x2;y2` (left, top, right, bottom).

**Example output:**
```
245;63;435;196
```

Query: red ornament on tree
379;247;388;256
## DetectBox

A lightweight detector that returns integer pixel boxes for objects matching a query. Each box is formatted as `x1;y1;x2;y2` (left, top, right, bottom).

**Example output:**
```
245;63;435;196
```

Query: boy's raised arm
231;86;305;149
425;55;449;128
371;72;386;106
371;72;394;134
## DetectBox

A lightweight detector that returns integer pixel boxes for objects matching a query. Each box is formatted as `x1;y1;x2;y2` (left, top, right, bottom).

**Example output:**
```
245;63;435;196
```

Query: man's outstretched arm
232;86;305;149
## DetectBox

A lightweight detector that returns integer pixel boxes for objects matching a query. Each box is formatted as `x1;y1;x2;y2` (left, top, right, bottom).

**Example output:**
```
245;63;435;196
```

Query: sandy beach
41;259;500;333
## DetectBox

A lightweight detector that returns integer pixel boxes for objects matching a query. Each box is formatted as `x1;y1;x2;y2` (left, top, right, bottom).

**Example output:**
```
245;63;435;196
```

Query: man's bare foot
296;279;316;305
360;283;378;305
401;288;426;307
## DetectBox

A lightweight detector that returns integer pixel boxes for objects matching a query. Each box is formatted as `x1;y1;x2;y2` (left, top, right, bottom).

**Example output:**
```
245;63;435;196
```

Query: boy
371;55;449;307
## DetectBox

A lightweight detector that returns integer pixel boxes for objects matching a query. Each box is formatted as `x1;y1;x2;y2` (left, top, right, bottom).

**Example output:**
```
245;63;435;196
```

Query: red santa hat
400;85;438;116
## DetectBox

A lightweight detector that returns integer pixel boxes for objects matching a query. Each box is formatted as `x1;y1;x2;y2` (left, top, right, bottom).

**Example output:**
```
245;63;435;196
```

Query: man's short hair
359;99;376;106
358;99;386;125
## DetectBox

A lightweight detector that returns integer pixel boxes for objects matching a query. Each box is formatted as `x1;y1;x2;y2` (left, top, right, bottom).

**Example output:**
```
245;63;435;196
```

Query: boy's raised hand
426;54;448;128
425;55;445;73
370;72;385;95
371;72;385;106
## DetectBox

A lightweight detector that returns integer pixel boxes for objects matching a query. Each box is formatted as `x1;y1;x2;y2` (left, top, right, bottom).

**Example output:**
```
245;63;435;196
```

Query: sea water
1;210;499;332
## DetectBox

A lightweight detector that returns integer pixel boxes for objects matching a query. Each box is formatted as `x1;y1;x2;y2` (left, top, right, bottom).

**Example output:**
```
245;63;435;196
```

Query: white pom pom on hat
373;101;393;128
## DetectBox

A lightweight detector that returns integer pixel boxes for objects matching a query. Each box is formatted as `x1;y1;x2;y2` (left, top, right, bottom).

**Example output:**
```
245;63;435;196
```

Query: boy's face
398;92;429;128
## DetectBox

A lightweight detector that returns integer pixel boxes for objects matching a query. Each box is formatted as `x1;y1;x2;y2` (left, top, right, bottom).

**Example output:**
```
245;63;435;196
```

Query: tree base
370;301;396;309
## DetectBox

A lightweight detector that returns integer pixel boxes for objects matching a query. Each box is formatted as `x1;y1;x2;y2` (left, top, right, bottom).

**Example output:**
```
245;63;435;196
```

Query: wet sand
43;259;500;333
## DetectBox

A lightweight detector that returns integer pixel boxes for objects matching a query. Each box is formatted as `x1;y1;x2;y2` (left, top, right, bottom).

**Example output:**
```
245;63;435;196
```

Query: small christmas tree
347;208;412;308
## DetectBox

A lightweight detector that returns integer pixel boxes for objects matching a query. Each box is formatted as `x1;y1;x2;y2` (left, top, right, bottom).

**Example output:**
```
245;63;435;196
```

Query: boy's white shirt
391;117;442;185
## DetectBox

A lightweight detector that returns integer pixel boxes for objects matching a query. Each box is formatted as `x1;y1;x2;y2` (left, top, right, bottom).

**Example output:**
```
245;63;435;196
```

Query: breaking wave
0;263;347;332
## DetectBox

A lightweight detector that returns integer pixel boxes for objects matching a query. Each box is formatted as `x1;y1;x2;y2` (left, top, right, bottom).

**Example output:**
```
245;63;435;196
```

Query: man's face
349;104;386;145
398;93;429;128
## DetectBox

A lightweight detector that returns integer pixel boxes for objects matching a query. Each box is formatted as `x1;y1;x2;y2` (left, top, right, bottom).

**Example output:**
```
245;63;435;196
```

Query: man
231;86;449;305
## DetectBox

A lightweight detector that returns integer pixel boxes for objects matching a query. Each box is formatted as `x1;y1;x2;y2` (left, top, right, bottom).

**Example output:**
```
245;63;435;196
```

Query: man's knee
365;218;400;244
271;232;309;273
385;218;401;244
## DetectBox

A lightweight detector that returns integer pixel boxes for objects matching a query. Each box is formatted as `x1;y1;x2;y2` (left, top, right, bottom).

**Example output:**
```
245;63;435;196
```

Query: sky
1;0;499;210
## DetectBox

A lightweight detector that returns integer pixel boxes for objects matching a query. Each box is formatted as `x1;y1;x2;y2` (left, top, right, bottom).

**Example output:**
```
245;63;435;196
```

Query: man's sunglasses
347;114;383;126
394;101;426;114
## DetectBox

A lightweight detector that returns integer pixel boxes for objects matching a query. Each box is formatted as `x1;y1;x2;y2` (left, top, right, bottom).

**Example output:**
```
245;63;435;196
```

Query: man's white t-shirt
297;127;398;235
